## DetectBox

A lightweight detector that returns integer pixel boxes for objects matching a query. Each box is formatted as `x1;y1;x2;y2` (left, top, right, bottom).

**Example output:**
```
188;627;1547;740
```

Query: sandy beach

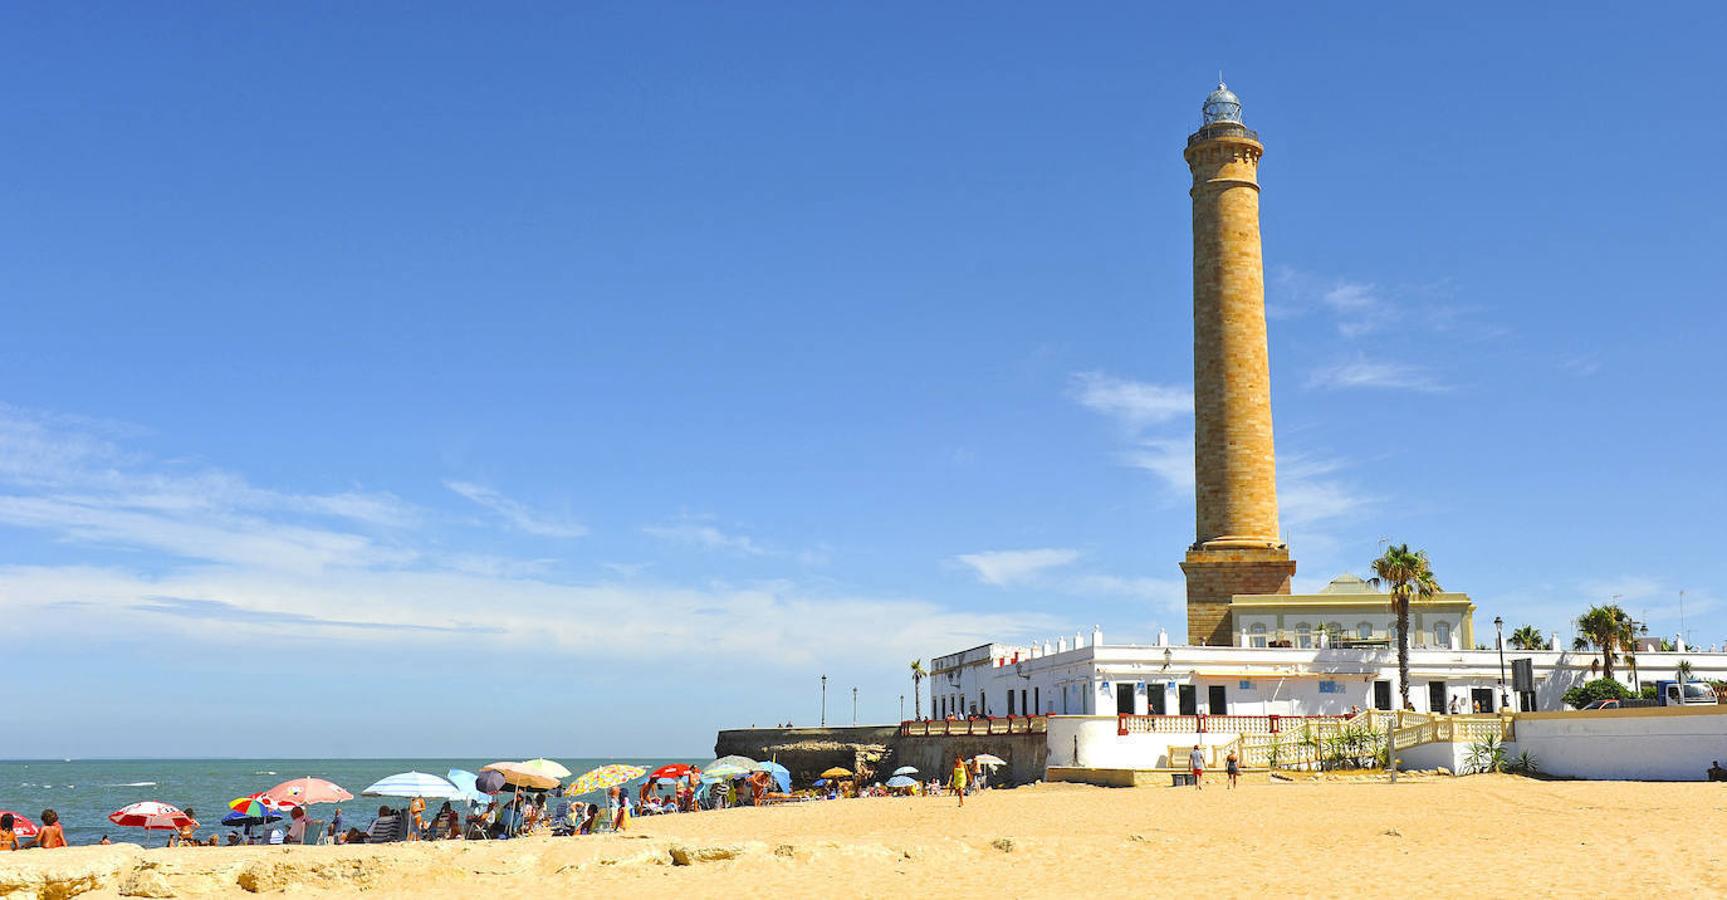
4;775;1724;898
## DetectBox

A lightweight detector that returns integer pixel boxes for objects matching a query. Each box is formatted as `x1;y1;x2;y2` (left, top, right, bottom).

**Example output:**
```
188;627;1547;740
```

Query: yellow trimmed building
1229;573;1477;650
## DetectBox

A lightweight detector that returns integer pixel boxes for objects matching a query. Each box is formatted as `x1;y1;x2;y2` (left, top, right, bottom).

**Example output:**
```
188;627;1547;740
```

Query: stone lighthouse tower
1179;82;1296;645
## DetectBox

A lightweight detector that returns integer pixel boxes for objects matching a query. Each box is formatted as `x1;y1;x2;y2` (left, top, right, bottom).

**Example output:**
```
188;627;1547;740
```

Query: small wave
253;771;277;776
108;782;157;787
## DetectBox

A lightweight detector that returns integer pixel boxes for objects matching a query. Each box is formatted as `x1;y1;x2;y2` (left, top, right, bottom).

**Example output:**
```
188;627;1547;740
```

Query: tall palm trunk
913;673;923;719
1395;594;1411;709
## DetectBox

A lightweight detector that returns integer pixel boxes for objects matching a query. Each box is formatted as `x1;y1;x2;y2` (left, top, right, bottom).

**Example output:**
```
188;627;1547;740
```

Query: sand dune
4;776;1725;898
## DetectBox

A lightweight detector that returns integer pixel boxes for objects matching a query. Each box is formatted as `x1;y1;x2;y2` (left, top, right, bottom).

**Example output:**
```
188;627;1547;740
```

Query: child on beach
0;813;16;851
1225;751;1240;789
950;754;968;807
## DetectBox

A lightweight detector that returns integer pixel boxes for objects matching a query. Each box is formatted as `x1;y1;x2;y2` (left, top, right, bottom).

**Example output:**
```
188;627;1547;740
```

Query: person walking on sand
1188;746;1206;790
950;753;968;807
1225;750;1240;789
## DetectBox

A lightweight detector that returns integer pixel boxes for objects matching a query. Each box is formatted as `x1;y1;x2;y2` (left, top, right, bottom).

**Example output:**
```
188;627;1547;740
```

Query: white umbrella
972;754;1006;768
892;766;919;776
362;772;462;799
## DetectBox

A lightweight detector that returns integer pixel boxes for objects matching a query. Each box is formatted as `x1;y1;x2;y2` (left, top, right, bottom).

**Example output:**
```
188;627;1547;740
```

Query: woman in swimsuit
950;754;968;807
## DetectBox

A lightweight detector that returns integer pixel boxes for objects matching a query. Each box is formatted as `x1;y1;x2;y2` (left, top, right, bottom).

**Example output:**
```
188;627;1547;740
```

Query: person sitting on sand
1709;761;1727;782
227;833;243;846
171;808;197;847
0;814;17;851
286;806;310;844
205;835;219;846
35;810;66;849
578;803;598;835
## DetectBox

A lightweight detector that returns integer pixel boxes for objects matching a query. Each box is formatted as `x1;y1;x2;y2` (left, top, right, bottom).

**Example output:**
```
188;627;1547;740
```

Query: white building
927;628;1727;721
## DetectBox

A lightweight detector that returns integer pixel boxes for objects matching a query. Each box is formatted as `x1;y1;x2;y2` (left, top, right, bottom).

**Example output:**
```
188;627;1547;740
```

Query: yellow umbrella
569;764;646;796
819;767;853;779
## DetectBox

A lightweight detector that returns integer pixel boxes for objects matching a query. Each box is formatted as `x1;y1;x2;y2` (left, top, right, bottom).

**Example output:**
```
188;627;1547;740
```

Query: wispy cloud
444;480;588;539
954;548;1081;586
1120;436;1194;490
1306;359;1449;393
1070;372;1191;428
642;518;768;556
1560;356;1601;377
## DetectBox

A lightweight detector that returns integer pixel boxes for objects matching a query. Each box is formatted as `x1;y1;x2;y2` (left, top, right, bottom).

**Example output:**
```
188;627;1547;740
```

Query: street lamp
852;687;858;725
1494;616;1507;710
820;674;827;727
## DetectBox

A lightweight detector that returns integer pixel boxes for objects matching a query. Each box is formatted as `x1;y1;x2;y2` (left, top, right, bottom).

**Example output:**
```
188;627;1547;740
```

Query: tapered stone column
1179;83;1295;646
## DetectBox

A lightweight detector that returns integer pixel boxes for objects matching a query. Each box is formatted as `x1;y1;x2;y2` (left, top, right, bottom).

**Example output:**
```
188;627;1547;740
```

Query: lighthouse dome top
1202;82;1243;125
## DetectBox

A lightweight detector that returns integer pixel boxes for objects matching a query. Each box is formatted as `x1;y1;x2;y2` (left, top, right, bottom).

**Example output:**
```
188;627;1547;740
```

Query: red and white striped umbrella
0;810;39;839
109;801;197;831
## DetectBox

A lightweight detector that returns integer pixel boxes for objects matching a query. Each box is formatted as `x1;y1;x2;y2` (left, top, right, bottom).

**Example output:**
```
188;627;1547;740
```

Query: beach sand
5;775;1725;898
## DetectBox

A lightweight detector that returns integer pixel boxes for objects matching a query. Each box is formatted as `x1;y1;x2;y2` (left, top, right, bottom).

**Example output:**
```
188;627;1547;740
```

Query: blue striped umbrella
361;772;461;799
885;776;917;788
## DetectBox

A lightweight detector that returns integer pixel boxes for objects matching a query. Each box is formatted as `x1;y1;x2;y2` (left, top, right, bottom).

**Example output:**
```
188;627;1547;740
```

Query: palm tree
1676;659;1693;684
909;659;927;720
1574;604;1636;683
1368;544;1440;711
1508;625;1548;651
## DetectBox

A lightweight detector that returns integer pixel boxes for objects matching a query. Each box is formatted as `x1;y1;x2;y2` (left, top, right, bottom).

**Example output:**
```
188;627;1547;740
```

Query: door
1208;684;1227;715
1116;684;1135;715
1178;684;1198;716
1148;685;1167;715
1470;687;1495;714
1428;681;1446;713
1007;690;1016;716
1373;680;1392;711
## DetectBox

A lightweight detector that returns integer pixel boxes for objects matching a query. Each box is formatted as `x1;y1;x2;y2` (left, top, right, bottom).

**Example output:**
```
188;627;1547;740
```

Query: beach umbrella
813;778;828;787
892;766;919;776
109;802;197;831
473;769;507;794
972;754;1007;768
704;754;757;771
753;761;791;792
361;772;461;799
229;795;276;818
702;764;750;780
649;763;698;781
885;776;917;789
259;777;351;809
0;810;38;840
819;767;853;779
568;764;646;796
481;761;560;791
222;810;283;828
447;770;493;804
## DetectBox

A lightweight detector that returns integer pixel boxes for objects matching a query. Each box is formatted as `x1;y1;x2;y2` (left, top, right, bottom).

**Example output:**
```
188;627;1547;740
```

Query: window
1435;622;1452;649
1295;622;1312;649
1238;679;1254;691
1248;623;1267;648
1318;680;1342;694
1357;622;1373;640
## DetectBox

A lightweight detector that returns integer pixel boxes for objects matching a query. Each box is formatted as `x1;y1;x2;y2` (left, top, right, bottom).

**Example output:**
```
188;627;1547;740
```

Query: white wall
1505;707;1727;781
1045;716;1236;769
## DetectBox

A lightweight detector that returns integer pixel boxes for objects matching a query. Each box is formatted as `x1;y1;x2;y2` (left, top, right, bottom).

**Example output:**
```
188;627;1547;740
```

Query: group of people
0;810;66;850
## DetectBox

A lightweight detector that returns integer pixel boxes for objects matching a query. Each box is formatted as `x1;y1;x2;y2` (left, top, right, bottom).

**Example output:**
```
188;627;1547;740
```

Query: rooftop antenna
1679;590;1688;645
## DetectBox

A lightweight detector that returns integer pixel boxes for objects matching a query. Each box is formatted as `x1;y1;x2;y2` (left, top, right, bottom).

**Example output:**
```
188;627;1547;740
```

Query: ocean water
0;757;685;847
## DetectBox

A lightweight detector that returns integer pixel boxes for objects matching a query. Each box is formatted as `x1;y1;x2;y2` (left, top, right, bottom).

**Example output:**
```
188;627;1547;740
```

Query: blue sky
3;3;1724;757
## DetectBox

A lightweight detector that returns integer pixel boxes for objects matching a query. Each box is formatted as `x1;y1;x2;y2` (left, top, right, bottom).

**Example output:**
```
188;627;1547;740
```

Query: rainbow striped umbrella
568;764;645;796
229;794;274;818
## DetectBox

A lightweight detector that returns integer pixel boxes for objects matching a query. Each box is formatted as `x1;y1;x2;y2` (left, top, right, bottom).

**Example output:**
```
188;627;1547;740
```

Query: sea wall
1504;705;1727;781
890;733;1046;786
714;725;1047;786
714;726;901;786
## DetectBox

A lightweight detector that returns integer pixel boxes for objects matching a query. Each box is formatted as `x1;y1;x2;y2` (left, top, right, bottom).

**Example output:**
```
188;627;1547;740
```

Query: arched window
1295;622;1312;649
1357;622;1373;640
1248;623;1267;648
1435;621;1452;649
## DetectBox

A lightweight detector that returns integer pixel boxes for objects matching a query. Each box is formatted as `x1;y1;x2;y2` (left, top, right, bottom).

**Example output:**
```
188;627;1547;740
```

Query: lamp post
820;674;827;727
899;694;905;721
852;687;858;725
1494;616;1507;711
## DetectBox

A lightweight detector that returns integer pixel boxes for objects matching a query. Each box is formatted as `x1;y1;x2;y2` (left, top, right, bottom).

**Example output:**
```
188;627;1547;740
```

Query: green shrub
1506;749;1539;776
1466;734;1507;774
1562;678;1633;709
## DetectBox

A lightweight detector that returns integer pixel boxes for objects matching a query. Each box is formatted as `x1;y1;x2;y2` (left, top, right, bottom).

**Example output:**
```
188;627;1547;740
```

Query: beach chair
301;821;327;845
363;815;403;844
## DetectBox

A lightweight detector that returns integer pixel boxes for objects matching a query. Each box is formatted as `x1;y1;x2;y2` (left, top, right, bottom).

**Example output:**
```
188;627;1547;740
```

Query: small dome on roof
1319;573;1376;594
1202;81;1242;125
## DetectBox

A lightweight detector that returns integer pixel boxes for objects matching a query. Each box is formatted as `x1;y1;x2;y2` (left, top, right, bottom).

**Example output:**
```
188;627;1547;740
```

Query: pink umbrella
109;801;197;831
0;810;39;840
259;777;352;809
